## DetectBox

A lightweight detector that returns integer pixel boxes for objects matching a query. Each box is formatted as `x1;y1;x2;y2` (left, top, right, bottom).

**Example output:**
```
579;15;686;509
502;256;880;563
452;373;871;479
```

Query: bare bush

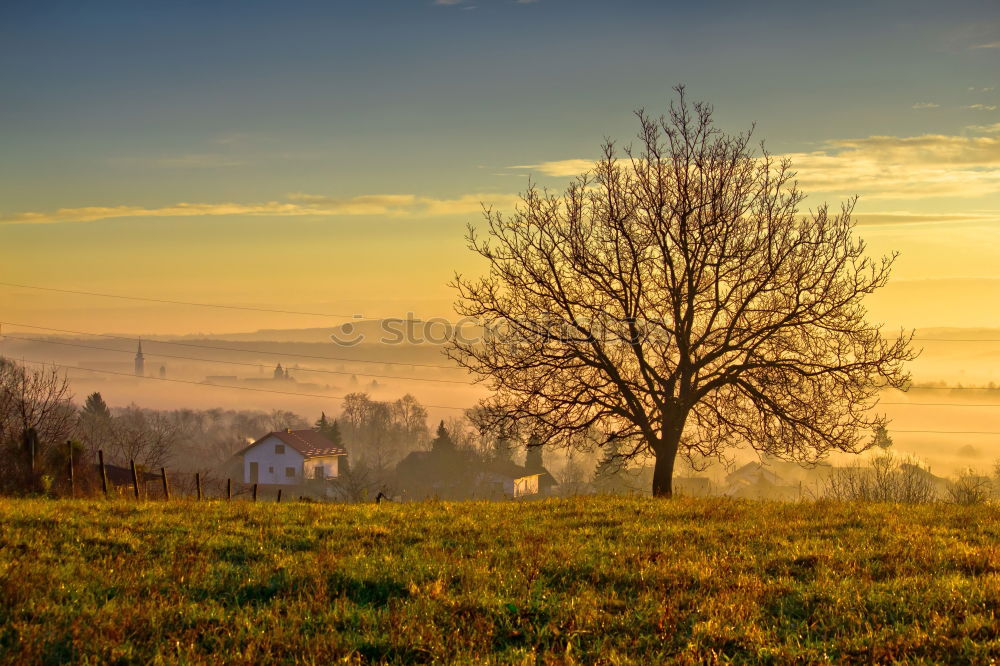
822;451;934;504
948;468;993;506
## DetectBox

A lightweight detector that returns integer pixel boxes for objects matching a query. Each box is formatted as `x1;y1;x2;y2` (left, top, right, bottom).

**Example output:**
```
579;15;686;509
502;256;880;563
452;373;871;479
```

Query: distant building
134;339;144;376
720;462;798;500
478;459;559;499
158;365;166;378
477;444;558;499
236;429;347;486
394;434;558;500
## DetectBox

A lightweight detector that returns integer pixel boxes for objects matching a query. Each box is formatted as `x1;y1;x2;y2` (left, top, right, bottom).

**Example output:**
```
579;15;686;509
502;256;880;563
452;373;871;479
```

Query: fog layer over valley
3;322;999;494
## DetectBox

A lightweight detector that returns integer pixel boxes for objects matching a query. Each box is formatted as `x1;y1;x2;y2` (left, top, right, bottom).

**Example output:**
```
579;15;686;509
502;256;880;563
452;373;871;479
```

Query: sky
1;0;999;334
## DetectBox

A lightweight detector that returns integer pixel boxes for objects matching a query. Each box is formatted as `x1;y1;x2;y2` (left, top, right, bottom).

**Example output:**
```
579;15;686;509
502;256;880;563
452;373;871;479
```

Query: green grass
1;497;999;664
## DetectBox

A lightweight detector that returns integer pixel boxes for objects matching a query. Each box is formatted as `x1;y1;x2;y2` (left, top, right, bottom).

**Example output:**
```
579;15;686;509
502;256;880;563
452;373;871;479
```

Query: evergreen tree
593;439;627;490
81;392;111;420
327;419;343;447
873;425;893;450
525;434;543;471
314;412;344;447
430;420;454;454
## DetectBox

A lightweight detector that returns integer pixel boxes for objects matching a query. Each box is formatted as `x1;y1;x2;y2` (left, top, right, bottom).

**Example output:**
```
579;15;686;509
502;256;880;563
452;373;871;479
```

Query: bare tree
449;88;914;496
105;404;178;470
0;358;75;493
0;358;75;451
340;392;431;474
392;394;430;448
266;409;308;432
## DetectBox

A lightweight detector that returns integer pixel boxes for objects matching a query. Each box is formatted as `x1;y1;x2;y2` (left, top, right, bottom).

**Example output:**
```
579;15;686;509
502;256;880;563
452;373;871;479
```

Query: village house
236;429;346;486
720;461;800;500
478;444;559;499
394;426;560;500
478;459;559;498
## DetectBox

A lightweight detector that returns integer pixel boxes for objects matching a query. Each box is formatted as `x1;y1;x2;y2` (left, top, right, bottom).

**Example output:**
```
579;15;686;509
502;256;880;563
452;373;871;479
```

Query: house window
275;444;285;454
285;467;296;478
268;466;274;473
314;465;324;479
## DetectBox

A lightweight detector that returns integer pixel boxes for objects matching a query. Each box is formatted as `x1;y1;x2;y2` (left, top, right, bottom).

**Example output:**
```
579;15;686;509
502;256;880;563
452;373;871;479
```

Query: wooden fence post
130;459;140;500
67;440;74;498
98;450;109;497
252;483;258;502
277;489;282;503
227;478;232;501
195;472;203;501
161;467;170;500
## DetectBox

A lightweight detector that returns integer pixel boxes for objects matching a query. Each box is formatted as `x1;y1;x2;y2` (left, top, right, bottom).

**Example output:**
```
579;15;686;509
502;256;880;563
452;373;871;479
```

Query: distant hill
172;319;485;346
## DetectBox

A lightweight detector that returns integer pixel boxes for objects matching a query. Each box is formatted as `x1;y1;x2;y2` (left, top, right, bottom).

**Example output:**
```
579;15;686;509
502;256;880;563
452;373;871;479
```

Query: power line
0;281;360;318
7;281;1000;341
912;338;1000;343
14;358;471;411
0;334;479;385
892;429;1000;435
881;402;1000;408
0;321;461;370
906;386;1000;391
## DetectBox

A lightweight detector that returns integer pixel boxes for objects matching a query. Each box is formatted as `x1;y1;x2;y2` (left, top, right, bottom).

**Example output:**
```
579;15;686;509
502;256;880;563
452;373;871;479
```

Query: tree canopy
449;88;914;497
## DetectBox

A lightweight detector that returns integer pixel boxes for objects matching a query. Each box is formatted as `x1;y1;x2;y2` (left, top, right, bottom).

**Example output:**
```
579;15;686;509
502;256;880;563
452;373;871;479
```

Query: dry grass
1;497;999;663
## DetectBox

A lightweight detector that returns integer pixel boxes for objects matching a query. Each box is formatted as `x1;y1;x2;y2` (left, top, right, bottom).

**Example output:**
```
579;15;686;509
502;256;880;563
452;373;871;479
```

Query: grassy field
1;497;999;664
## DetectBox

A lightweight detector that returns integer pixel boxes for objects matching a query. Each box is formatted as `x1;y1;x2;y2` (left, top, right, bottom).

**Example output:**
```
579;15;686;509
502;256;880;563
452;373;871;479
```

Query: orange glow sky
2;1;999;335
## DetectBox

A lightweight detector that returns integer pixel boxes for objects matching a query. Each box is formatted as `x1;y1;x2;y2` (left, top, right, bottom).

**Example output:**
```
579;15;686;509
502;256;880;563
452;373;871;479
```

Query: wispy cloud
787;133;1000;199
434;0;464;4
971;41;1000;49
967;122;1000;134
508;128;1000;201
965;104;998;111
0;192;521;226
911;102;940;109
509;159;595;177
853;211;1000;226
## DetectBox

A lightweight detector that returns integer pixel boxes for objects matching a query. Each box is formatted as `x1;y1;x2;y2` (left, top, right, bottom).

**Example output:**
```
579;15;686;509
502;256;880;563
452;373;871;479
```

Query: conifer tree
431;420;454;454
82;392;111;420
327;419;343;447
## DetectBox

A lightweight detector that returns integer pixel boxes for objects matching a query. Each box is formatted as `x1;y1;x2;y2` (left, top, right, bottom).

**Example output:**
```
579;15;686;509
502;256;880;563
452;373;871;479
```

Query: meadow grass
1;496;999;664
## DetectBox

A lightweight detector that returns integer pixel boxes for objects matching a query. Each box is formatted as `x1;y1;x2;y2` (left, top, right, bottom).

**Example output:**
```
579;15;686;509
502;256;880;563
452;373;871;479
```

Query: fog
3;322;998;484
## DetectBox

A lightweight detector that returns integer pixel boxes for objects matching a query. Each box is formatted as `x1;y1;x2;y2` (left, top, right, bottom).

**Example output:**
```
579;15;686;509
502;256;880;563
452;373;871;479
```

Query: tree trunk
651;422;683;498
651;449;676;498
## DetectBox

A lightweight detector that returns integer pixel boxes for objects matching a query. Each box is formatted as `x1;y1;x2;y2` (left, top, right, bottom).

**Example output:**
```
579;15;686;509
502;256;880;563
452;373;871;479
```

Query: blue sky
1;0;999;332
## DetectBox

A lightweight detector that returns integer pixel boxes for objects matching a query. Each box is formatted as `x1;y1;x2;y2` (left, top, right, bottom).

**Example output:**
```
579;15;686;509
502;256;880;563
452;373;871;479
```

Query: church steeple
134;339;145;377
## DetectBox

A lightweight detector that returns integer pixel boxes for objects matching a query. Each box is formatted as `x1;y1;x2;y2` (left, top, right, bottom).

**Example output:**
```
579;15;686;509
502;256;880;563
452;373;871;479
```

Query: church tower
134;339;145;377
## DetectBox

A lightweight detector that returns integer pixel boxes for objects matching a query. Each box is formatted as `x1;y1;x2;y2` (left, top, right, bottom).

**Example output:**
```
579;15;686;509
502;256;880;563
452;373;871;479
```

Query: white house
237;429;347;486
478;459;558;499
